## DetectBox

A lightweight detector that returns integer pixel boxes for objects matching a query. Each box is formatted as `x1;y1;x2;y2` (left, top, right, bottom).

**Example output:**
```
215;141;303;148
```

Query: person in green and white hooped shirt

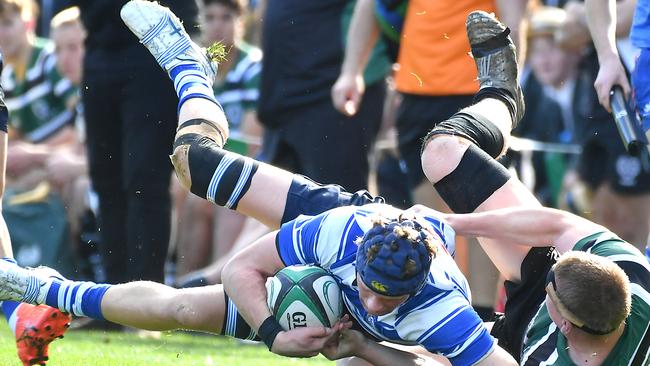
202;0;262;157
0;0;78;190
172;0;267;287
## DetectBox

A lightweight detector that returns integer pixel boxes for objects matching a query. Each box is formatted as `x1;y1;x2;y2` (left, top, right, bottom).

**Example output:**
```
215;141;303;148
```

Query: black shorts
578;120;650;194
491;247;558;361
261;82;384;193
281;175;383;224
396;93;474;189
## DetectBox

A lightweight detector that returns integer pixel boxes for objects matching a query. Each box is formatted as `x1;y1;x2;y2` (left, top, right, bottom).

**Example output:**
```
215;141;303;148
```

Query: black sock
472;87;517;125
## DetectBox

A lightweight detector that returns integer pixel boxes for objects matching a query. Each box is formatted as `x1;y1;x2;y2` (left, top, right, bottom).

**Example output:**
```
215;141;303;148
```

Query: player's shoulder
574;231;643;258
574;231;650;292
310;204;400;235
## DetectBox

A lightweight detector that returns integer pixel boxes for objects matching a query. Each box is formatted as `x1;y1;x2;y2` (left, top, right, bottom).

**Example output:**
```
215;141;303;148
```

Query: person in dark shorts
257;0;390;192
585;0;650;255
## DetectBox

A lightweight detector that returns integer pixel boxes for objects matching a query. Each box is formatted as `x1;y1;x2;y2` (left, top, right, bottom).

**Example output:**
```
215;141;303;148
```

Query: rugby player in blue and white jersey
223;202;508;366
0;2;524;365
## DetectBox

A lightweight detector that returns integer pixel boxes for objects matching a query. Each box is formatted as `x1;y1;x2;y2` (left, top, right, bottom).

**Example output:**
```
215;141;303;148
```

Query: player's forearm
354;340;441;366
221;259;274;331
496;0;529;65
442;207;581;248
340;0;380;77
585;0;619;63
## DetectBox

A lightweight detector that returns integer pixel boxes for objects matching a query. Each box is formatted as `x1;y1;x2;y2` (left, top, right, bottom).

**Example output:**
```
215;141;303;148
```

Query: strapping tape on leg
434;144;510;213
422;111;505;159
175;132;258;209
176;118;226;147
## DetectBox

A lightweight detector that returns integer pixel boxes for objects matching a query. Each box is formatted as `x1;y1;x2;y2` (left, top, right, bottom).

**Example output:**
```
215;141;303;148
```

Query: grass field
0;325;334;366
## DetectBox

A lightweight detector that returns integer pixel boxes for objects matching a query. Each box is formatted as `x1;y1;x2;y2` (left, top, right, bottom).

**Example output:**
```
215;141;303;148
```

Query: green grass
0;325;334;366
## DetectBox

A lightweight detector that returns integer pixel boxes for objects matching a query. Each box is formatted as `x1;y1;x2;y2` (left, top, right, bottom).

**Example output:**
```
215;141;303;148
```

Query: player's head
355;215;438;315
0;0;37;58
545;251;631;336
50;7;85;85
199;0;246;48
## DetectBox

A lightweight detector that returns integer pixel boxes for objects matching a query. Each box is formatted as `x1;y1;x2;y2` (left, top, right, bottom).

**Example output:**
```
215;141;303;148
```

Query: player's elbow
221;256;239;289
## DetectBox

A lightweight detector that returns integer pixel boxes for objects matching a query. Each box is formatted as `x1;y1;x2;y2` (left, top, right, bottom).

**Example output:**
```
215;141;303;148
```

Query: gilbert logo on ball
266;265;343;329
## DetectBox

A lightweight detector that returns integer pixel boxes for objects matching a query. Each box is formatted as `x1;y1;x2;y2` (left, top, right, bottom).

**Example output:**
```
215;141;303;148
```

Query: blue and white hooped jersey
276;204;496;366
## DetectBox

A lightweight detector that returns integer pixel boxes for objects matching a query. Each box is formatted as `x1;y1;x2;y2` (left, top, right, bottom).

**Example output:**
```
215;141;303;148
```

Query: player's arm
473;346;517;366
331;0;379;116
438;206;606;254
222;231;340;357
322;328;449;365
496;0;529;66
585;0;632;109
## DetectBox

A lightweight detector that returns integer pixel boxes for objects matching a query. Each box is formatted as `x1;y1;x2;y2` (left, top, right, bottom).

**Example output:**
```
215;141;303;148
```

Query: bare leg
212;207;246;261
591;183;650;250
174;98;295;229
101;282;226;333
335;343;452;366
421;100;539;282
175;193;215;276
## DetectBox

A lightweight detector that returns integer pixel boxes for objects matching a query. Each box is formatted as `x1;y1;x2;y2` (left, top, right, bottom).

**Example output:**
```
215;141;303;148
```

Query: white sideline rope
230;133;583;155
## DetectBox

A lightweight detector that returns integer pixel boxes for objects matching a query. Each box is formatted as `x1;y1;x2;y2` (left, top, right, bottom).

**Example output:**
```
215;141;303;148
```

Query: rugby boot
466;10;525;128
120;0;217;84
0;260;62;304
14;304;71;366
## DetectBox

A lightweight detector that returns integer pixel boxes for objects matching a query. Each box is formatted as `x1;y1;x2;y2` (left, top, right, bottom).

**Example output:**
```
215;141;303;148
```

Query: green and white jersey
213;43;261;156
1;38;76;143
521;231;650;366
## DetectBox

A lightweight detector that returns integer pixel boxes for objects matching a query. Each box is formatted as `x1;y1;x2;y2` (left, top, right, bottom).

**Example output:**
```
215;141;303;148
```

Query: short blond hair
527;6;566;39
0;0;38;20
50;6;82;32
554;252;631;334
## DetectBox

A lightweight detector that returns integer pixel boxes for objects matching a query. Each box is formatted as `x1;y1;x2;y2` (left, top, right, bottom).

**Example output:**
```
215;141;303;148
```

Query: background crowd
0;0;647;332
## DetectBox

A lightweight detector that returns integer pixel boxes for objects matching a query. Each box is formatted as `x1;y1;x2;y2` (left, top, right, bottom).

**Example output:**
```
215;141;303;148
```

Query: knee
171;296;199;327
421;135;471;184
171;118;228;192
170;143;192;192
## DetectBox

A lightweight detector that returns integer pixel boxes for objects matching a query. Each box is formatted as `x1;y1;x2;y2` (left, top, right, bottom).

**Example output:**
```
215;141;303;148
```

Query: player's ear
559;319;572;335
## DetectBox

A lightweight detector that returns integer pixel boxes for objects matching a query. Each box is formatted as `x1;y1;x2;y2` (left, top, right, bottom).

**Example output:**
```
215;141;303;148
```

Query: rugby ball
266;265;343;330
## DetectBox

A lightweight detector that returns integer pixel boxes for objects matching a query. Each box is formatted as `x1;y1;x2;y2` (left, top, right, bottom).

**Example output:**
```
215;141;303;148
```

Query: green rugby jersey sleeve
240;48;262;111
45;58;77;107
573;231;650;289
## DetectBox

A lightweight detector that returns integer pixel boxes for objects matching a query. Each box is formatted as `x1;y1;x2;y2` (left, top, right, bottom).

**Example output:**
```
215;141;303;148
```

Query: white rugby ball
266;264;343;329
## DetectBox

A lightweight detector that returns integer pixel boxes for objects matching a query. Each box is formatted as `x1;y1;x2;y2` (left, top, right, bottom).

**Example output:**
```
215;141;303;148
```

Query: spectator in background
513;6;584;207
173;0;265;284
66;0;198;287
258;0;390;193
0;0;90;249
547;0;650;251
46;6;89;251
0;48;70;366
585;0;650;256
35;0;73;37
0;0;76;154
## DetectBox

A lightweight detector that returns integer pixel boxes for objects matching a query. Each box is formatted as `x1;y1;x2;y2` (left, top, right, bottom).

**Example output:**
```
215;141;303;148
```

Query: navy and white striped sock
43;279;111;320
169;63;221;114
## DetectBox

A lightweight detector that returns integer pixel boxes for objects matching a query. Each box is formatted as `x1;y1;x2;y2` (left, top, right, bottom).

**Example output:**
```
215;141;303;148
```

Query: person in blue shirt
0;2;527;365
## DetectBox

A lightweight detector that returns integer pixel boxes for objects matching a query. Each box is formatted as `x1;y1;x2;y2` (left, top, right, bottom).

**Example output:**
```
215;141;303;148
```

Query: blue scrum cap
355;217;436;297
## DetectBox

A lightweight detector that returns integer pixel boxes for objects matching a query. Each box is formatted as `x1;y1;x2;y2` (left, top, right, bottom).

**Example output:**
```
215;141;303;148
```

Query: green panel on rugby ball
266;265;343;329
